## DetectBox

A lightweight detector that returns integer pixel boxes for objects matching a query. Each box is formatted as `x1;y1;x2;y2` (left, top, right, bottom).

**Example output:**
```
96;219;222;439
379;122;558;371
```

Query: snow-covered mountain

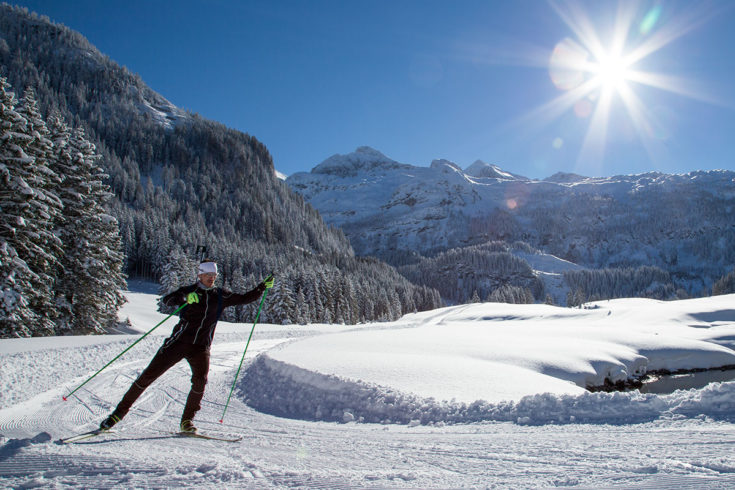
287;147;735;295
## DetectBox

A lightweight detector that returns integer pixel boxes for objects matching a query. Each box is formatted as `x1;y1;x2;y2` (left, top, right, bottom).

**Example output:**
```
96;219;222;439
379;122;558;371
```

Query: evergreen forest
0;5;441;337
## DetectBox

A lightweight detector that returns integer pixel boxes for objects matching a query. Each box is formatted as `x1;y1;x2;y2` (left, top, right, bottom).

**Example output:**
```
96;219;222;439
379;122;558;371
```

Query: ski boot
99;413;121;431
180;420;197;434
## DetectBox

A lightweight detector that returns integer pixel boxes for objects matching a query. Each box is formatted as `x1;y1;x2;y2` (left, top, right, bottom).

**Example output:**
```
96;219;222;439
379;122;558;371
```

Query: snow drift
240;296;735;425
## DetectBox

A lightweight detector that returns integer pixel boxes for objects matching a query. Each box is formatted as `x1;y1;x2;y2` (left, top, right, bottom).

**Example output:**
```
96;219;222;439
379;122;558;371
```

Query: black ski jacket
161;282;265;347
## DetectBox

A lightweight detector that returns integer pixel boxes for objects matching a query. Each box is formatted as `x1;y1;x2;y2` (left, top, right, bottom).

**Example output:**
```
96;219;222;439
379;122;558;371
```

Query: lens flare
640;5;663;35
515;0;727;174
549;38;589;91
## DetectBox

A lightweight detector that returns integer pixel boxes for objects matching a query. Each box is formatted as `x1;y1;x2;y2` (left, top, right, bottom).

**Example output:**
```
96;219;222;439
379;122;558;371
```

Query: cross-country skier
99;260;274;433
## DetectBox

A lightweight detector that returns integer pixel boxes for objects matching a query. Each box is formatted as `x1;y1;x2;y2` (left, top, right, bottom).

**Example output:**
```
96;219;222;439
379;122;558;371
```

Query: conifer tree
159;248;196;295
713;268;735;295
0;241;35;336
0;78;56;335
48;116;126;333
269;280;295;325
17;87;64;326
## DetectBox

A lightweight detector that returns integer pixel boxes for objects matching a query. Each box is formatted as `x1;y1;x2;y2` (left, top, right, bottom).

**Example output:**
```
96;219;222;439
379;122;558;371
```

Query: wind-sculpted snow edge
240;354;735;426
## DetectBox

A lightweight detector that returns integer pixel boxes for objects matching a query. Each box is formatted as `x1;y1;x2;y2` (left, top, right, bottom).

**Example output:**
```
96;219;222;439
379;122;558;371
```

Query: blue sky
14;0;735;179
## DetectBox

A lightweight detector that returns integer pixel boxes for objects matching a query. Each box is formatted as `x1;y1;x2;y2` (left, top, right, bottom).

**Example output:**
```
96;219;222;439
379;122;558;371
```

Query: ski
60;428;240;444
173;431;242;442
58;428;114;444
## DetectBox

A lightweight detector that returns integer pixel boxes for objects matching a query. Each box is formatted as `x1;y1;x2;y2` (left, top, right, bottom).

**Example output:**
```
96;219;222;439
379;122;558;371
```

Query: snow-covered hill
286;147;735;293
1;287;735;487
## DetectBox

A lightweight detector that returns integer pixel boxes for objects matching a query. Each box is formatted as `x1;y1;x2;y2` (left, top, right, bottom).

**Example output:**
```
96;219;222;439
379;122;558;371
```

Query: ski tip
219;419;223;423
62;396;67;401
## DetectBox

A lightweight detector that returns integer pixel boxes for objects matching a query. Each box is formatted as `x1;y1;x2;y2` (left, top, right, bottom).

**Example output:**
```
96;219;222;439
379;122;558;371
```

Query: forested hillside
398;242;543;305
0;5;441;334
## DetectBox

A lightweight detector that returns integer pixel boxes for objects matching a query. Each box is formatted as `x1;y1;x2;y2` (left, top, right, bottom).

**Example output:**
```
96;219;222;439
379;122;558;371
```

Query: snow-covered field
1;286;735;488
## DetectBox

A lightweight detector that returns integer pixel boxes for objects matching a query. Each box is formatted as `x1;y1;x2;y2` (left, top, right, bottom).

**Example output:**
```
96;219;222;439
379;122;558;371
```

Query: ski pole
63;302;187;401
220;285;270;423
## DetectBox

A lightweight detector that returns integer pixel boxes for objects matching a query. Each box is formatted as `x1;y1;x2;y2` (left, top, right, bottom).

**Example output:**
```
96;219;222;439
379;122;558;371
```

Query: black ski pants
112;341;210;424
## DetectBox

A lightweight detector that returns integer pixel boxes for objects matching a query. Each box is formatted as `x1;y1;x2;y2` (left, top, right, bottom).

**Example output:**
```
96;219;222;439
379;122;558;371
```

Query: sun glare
515;0;726;175
593;52;632;92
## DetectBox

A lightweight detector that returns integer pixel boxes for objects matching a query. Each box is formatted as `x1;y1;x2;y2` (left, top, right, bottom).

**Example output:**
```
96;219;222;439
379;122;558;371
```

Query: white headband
198;262;217;275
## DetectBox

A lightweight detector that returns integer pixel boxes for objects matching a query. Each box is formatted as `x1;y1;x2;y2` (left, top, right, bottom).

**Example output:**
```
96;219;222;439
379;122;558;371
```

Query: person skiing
99;260;274;433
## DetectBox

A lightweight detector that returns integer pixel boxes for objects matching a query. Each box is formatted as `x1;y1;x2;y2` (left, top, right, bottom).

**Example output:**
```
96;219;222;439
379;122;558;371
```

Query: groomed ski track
2;325;735;488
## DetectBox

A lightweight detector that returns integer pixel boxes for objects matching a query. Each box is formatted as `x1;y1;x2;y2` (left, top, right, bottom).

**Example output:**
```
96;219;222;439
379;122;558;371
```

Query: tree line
398;241;543;305
563;266;677;307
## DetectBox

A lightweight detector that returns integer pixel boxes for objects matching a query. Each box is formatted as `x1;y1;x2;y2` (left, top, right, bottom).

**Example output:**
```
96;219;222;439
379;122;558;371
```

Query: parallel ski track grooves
0;453;167;477
265;469;387;490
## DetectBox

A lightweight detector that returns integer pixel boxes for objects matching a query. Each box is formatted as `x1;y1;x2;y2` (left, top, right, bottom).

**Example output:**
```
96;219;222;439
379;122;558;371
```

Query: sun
515;0;725;174
548;38;634;96
592;51;632;93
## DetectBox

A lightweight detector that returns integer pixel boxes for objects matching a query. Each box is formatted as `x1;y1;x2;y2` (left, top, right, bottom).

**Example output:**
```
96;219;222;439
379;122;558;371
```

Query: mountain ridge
287;146;735;299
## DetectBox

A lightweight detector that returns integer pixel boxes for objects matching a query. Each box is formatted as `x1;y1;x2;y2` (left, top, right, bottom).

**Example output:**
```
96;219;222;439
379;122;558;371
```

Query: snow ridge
242;354;735;426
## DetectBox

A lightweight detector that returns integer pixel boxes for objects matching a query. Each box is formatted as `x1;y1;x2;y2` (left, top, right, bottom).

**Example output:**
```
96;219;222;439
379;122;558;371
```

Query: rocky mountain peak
465;160;524;180
543;172;589;183
312;146;411;177
430;159;462;173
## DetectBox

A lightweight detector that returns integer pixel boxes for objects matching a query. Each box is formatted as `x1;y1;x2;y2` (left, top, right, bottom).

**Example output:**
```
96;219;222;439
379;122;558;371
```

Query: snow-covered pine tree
48;115;126;333
158;248;197;295
712;268;735;295
268;279;295;325
17;88;64;327
226;267;248;322
0;78;57;335
73;126;126;331
294;287;308;324
45;112;74;327
0;241;35;336
0;81;34;336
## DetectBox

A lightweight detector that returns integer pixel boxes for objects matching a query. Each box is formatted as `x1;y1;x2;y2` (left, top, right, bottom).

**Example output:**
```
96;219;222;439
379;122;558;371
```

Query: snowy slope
1;288;735;488
246;296;735;425
268;300;734;402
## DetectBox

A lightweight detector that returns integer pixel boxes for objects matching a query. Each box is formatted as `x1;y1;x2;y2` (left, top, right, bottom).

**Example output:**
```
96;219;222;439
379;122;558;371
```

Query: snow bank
263;299;735;403
240;296;735;426
241;354;735;426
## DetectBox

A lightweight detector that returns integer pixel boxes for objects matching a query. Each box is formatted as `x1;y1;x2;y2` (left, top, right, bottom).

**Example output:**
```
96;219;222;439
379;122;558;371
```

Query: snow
248;297;735;425
513;249;584;303
129;85;187;130
286;148;735;300
1;287;735;487
464;159;522;180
